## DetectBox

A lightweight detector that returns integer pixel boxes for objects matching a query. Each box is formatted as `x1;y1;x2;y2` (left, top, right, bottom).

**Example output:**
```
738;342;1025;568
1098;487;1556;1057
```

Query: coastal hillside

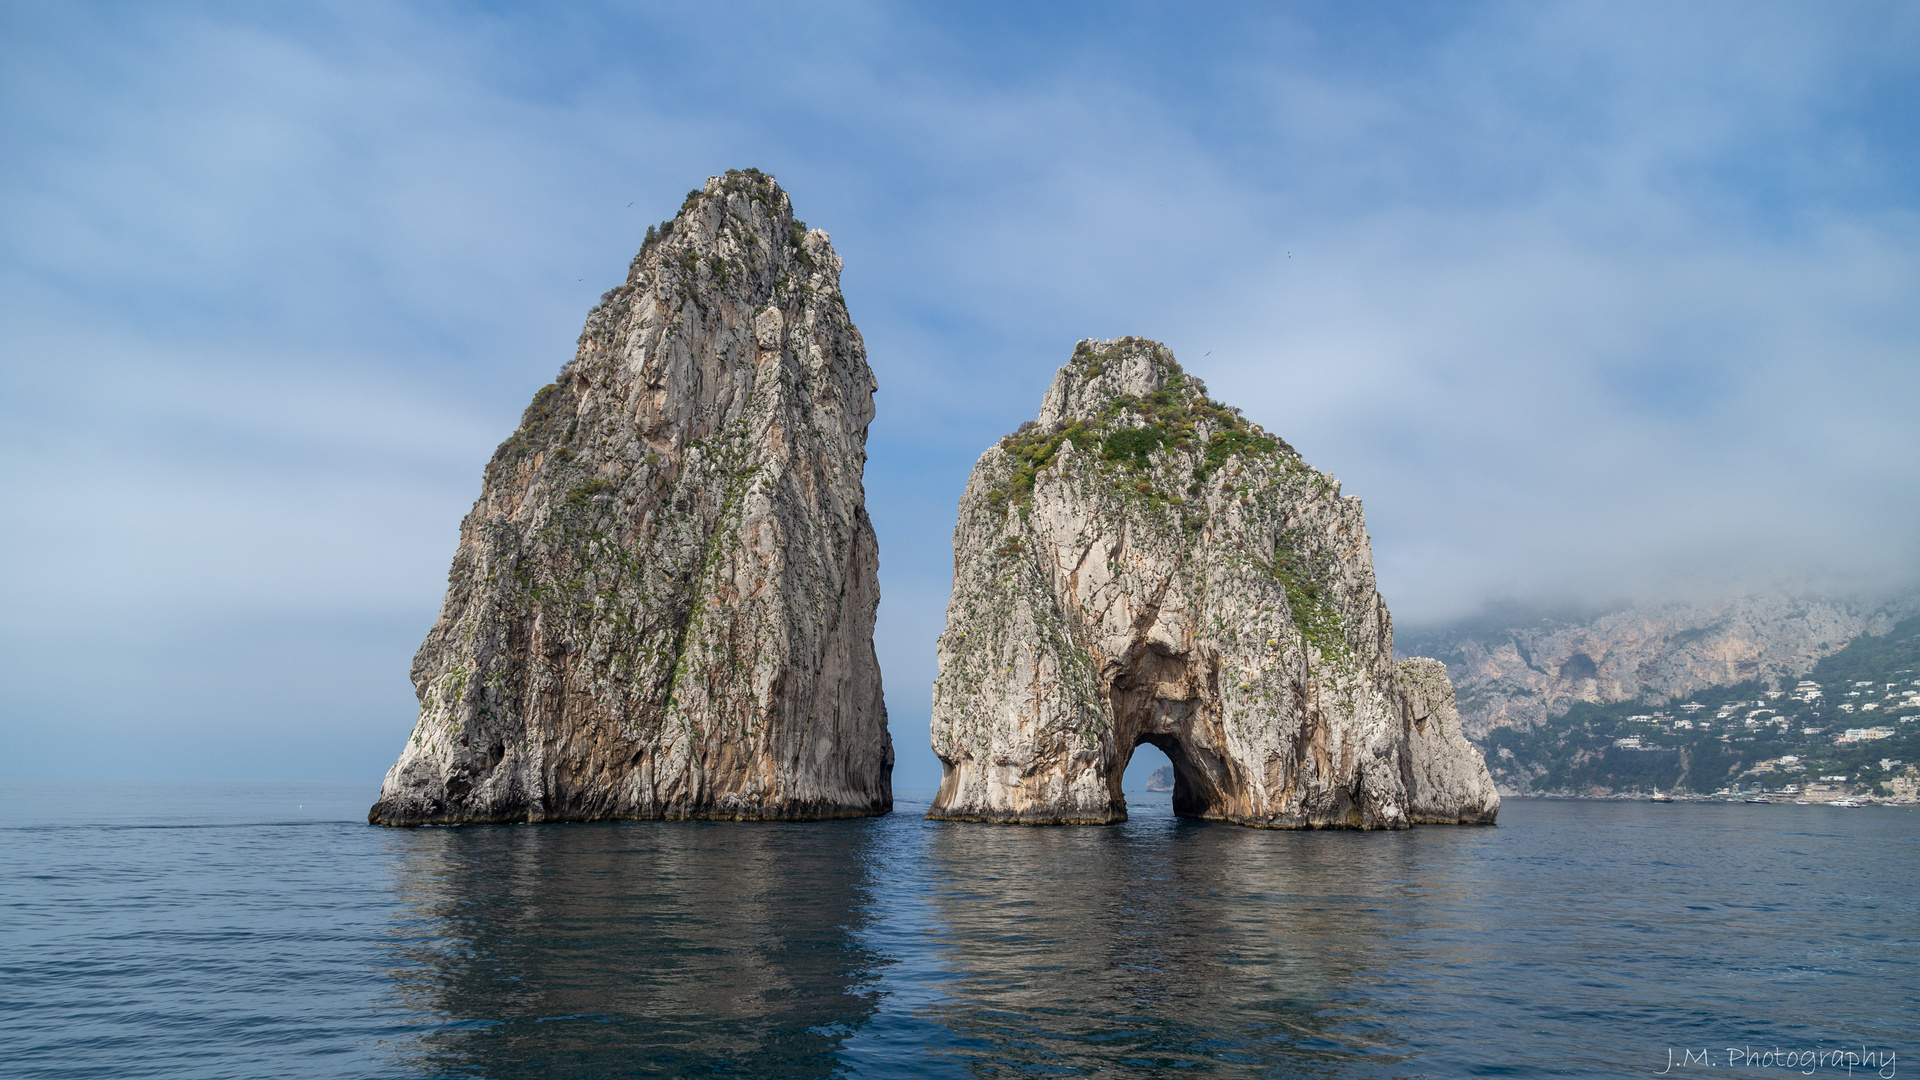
1398;592;1920;738
1474;615;1920;797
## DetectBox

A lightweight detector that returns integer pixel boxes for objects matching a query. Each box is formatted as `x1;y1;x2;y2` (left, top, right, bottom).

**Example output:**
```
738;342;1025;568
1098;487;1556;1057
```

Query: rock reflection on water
381;819;884;1078
376;802;1504;1077
900;810;1438;1076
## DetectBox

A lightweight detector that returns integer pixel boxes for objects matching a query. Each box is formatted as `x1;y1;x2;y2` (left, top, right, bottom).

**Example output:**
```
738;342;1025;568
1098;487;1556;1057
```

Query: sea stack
371;169;893;826
927;338;1497;828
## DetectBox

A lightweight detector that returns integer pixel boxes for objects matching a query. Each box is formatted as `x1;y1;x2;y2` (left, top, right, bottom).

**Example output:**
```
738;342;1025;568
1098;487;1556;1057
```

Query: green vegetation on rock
982;339;1290;512
1269;532;1347;661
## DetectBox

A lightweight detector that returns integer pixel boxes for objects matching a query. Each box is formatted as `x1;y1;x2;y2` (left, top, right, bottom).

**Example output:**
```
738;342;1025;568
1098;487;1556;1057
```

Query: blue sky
3;2;1917;788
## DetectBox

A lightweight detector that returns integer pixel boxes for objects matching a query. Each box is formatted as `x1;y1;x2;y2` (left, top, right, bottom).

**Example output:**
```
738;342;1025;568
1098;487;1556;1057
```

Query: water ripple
0;784;1914;1077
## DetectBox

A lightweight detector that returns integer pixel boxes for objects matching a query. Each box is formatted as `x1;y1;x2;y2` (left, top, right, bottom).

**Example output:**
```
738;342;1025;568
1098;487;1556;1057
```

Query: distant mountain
1145;766;1174;793
1475;615;1920;797
1397;591;1920;739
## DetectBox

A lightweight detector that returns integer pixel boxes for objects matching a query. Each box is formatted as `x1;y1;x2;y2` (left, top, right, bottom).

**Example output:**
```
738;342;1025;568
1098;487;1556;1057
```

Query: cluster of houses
1615;676;1919;746
1726;754;1919;804
1600;673;1919;803
1831;677;1920;715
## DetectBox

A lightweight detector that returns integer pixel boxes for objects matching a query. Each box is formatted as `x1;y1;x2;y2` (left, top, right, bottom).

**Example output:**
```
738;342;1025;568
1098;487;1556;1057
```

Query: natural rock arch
1103;641;1244;821
927;338;1497;828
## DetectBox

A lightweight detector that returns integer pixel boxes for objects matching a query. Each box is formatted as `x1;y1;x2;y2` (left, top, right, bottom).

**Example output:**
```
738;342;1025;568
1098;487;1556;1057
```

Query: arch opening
1118;731;1231;821
1106;641;1235;822
1123;740;1173;796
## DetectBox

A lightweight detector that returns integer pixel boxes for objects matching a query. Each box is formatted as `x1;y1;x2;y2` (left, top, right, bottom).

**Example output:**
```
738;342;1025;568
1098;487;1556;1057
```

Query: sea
1;784;1912;1079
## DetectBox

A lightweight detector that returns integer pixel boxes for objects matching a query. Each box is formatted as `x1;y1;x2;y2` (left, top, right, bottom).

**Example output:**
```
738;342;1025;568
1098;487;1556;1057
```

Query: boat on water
1743;796;1770;804
1829;797;1864;808
1649;792;1675;803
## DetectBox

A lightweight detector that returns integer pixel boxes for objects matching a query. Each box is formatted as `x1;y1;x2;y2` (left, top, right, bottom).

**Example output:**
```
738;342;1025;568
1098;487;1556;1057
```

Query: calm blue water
1;784;1913;1078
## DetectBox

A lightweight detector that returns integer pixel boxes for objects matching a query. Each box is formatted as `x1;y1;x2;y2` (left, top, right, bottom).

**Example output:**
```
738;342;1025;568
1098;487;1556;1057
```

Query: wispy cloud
2;1;1915;782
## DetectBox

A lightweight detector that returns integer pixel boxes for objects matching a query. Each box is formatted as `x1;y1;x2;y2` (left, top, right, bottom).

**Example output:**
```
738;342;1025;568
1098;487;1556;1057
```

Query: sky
3;1;1917;788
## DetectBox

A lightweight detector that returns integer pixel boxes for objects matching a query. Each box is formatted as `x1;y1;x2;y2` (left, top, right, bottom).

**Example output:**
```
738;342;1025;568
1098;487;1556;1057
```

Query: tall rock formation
927;339;1497;828
372;169;893;826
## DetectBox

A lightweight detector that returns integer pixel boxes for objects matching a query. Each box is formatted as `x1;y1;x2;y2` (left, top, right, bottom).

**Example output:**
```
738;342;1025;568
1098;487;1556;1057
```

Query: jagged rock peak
371;168;893;826
927;337;1497;828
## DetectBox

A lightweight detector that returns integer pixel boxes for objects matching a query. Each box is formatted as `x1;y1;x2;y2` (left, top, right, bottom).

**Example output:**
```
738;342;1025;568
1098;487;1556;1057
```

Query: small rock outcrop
372;169;892;826
1395;658;1502;823
927;338;1497;828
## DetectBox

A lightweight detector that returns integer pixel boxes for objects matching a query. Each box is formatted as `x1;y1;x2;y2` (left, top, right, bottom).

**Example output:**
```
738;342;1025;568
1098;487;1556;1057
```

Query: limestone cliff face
1399;592;1920;739
927;339;1497;828
371;169;892;826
